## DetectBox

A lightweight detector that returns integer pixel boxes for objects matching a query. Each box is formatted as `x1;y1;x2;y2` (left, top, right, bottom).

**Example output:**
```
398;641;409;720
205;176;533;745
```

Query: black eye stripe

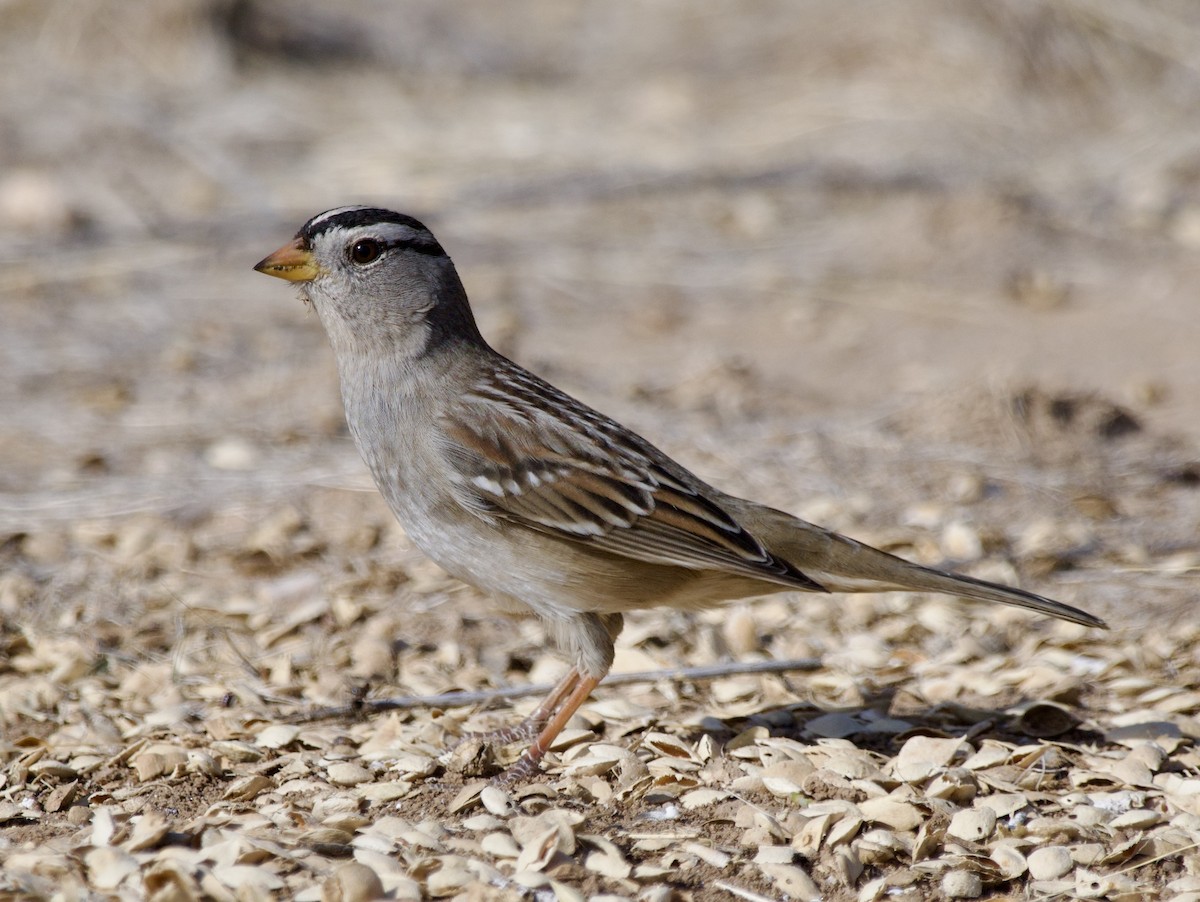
301;208;445;254
348;237;446;261
382;238;446;257
295;207;450;262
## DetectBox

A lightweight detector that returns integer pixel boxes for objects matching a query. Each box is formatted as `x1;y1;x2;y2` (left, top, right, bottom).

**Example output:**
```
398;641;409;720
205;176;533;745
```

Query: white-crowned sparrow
255;206;1106;782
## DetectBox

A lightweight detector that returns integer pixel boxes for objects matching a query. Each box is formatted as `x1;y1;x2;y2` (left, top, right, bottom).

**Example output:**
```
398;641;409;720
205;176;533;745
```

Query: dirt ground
2;2;1199;899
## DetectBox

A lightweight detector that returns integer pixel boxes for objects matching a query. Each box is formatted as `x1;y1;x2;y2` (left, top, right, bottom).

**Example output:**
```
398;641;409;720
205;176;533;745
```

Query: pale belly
374;466;769;622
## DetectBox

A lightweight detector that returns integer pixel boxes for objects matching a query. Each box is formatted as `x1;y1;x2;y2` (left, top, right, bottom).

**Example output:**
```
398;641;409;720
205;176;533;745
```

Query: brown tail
743;502;1108;629
867;556;1107;628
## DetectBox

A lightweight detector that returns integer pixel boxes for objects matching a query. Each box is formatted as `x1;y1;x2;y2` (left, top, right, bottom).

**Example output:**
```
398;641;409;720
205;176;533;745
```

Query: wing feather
440;365;825;592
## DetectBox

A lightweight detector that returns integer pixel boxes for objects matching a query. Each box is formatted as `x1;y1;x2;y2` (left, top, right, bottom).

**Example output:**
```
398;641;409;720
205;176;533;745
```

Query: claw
442;666;603;783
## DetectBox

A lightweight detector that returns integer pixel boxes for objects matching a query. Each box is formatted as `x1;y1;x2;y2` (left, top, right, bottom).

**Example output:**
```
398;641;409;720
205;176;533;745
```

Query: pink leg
494;672;602;786
455;668;582;748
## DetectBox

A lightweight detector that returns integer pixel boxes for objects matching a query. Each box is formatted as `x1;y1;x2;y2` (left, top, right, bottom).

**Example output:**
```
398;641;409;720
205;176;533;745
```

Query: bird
254;205;1106;783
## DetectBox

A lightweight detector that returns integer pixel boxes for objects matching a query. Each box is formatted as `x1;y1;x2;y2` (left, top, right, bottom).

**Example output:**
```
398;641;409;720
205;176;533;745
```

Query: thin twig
1115;840;1200;877
712;880;779;902
286;656;822;723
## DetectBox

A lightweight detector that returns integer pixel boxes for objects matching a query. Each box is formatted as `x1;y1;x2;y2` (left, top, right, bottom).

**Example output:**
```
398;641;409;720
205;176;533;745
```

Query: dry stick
712;882;778;902
287;656;822;723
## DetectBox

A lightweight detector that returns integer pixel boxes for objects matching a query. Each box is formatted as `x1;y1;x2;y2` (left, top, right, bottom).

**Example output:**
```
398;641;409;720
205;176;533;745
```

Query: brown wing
438;363;825;592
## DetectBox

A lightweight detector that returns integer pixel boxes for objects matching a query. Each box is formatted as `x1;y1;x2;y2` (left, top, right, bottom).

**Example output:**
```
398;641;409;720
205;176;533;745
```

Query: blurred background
2;0;1198;621
3;6;1200;893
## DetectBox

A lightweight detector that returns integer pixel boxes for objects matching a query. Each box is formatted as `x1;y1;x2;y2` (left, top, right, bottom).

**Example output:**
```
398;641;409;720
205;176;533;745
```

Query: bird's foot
450;717;545;752
490;749;545;787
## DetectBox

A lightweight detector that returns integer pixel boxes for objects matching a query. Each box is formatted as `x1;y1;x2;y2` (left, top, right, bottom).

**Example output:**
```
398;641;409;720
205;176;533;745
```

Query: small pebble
1028;845;1073;881
481;785;514;817
947;807;996;843
1108;809;1162;830
67;805;93;826
0;169;74;234
1068;805;1109;827
942;870;983;899
990;845;1027;879
941;520;982;560
204;437;259;471
321;862;384;902
947;471;985;504
1126;743;1167;772
326;762;373;786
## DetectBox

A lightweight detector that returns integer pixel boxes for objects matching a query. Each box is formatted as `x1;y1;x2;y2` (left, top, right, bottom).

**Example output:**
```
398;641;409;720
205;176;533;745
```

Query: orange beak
253;237;322;282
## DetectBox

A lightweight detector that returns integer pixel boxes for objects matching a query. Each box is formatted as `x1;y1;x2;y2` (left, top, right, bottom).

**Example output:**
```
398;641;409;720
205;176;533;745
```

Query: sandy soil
2;2;1199;899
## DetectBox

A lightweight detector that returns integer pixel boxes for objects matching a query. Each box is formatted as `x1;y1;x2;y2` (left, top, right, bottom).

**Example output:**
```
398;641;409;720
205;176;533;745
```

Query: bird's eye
349;239;383;265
